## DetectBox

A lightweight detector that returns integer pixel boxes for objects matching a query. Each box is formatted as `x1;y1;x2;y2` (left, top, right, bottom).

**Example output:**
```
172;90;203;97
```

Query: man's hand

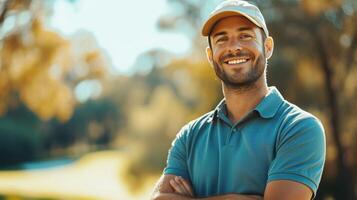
150;174;194;200
169;176;194;197
150;174;263;200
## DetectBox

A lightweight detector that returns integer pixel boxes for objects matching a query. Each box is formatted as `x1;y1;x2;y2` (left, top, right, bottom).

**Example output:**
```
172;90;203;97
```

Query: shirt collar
254;86;284;118
208;99;226;123
209;86;284;121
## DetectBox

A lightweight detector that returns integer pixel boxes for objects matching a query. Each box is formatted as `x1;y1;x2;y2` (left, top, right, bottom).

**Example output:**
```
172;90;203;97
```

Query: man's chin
223;79;259;90
220;73;262;89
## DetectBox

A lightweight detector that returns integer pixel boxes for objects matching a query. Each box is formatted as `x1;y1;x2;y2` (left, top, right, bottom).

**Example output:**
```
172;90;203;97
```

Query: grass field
0;151;158;200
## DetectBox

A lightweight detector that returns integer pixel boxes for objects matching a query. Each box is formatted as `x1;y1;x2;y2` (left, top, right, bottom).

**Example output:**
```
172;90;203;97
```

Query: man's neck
223;82;269;124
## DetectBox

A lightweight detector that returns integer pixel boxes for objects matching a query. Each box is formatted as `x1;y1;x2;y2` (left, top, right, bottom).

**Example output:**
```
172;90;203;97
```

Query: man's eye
240;34;253;40
216;37;227;43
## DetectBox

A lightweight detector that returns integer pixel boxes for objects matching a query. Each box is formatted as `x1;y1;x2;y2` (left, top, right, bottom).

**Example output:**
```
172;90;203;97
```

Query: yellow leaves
128;85;189;137
6;47;41;85
20;70;75;122
82;51;107;79
6;0;31;11
0;17;108;122
0;19;73;122
296;57;324;87
301;0;343;17
31;19;71;68
164;57;221;115
344;66;357;99
2;19;70;85
0;72;10;115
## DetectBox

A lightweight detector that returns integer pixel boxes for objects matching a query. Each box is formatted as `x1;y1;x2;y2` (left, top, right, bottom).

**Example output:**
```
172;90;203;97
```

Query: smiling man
150;1;326;200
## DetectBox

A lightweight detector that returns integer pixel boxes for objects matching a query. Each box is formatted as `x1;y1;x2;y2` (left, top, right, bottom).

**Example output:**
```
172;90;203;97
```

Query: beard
212;50;266;90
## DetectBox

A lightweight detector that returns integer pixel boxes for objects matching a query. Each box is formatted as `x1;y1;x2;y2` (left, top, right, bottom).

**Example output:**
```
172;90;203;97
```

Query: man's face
208;15;270;89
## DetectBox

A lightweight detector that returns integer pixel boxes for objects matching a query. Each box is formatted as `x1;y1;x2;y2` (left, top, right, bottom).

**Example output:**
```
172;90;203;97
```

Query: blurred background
0;0;356;199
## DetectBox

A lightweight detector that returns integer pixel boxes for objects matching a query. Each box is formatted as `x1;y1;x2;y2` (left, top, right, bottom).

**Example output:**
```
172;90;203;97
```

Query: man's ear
206;46;213;65
264;36;274;59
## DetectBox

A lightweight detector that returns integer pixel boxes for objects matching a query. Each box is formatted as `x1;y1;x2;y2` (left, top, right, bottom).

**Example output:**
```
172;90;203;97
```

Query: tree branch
340;14;357;91
0;0;9;25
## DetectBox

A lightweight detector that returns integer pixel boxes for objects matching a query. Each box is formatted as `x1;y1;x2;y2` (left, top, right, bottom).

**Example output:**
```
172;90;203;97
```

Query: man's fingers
169;179;181;193
178;176;194;197
170;178;186;194
174;176;190;195
248;195;263;200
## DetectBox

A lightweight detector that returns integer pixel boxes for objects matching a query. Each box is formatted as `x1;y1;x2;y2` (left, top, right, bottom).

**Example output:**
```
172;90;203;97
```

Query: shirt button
233;128;237;132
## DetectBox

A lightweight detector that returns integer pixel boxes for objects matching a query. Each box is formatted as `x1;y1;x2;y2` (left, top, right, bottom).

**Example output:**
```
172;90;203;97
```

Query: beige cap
201;0;269;37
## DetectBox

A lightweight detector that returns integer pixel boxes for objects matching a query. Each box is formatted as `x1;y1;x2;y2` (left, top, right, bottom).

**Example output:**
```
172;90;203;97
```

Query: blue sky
49;0;191;75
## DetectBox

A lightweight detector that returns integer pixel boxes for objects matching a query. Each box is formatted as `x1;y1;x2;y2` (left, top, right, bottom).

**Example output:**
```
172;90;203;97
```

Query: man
150;0;326;199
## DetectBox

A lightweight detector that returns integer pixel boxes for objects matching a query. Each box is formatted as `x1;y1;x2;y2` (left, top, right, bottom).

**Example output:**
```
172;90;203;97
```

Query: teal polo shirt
164;87;325;198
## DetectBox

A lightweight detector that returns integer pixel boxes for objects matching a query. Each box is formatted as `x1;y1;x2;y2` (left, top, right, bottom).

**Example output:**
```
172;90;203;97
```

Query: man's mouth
223;57;251;65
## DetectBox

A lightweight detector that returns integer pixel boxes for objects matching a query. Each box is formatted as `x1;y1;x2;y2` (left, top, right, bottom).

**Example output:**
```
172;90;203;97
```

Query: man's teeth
227;58;249;65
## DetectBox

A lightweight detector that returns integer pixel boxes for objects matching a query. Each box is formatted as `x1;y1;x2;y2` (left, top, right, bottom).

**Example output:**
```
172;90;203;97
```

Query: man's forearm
152;193;262;200
201;194;262;200
151;175;262;200
152;192;192;200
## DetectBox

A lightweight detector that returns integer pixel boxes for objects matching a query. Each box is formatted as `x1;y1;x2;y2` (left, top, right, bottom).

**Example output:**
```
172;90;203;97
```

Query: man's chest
186;124;278;196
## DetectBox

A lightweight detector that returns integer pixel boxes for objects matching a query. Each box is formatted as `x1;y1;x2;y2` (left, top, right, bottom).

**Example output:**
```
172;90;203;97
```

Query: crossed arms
150;174;312;200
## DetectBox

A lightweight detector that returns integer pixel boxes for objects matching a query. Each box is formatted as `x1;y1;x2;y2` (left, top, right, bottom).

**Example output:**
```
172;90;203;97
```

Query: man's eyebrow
212;27;254;38
212;31;227;38
212;26;253;38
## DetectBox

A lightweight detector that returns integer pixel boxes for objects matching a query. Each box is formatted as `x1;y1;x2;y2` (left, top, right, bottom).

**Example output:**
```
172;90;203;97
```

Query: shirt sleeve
268;116;326;198
163;124;190;180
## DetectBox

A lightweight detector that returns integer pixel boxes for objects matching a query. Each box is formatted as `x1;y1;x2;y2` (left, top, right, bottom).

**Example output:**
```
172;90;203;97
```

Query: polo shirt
164;86;326;198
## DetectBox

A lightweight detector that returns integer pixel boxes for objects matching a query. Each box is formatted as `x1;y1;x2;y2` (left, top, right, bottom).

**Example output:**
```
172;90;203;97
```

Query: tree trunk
314;32;356;200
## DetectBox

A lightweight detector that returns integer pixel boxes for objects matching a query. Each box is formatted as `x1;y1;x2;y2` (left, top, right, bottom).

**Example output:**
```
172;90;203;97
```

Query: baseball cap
201;0;269;37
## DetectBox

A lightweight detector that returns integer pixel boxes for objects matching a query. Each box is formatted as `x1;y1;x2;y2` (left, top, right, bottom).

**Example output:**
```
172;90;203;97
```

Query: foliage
0;104;41;168
0;0;112;166
45;98;121;153
0;0;108;122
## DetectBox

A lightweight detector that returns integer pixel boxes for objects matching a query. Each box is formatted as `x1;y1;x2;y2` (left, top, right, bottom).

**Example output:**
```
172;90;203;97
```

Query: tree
0;0;111;167
0;0;108;122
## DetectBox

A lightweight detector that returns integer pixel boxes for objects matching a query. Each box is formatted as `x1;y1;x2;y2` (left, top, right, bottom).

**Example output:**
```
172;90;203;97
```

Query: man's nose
227;38;242;53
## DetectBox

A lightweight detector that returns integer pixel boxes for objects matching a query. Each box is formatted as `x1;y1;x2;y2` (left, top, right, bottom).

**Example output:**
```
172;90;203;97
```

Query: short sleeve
268;117;326;197
163;124;190;180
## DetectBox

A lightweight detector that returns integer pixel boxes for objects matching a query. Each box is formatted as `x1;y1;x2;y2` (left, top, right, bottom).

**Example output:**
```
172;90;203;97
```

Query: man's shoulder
278;100;324;133
183;110;216;131
175;110;216;141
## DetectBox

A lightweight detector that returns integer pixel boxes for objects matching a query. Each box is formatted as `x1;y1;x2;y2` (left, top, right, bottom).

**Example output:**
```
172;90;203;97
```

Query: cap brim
201;11;263;36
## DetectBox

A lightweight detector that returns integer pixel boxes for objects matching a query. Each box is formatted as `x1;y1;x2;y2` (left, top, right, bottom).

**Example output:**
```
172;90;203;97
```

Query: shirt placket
224;126;235;144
